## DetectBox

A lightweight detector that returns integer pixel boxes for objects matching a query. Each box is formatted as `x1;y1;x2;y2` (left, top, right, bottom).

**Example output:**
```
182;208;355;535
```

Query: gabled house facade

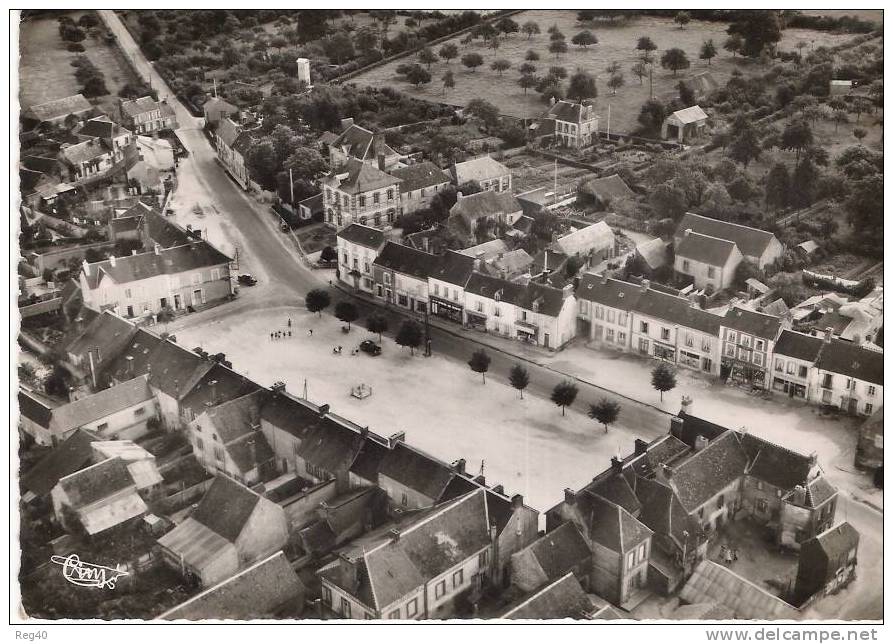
120;96;178;135
427;251;476;324
336;223;387;293
216;118;254;190
390;161;452;215
676;213;784;270
720;306;786;389
674;230;743;291
450;156;512;193
327;119;400;171
321;158;402;230
372;241;432;314
539;99;599;148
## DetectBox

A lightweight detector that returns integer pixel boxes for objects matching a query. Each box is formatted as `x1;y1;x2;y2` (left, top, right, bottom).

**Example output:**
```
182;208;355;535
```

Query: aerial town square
13;7;884;626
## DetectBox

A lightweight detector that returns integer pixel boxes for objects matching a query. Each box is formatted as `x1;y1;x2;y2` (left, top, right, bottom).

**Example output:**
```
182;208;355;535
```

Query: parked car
237;274;257;286
359;340;382;356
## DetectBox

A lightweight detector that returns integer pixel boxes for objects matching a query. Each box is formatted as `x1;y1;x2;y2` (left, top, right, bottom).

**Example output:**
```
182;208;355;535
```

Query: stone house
674;230;743;291
335;223;386;294
216;118;254;190
720;306;786;389
675;213;784;271
390;161;452;215
327;119;400;171
538;99;600;148
120;96;178;135
449;156;512;193
427;251;476;325
793;522;859;604
372;241;433;314
321;158;402;230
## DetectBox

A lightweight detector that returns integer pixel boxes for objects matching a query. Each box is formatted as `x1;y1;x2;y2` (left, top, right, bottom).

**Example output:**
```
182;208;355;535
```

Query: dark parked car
359;340;382;356
237;273;257;286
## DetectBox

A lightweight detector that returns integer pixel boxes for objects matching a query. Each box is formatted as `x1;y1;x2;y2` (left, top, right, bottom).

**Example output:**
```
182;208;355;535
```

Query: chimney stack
388;431;405;449
453;458;466;475
109;254;116;267
791;484;807;506
271;381;286;395
824;327;833;343
601;272;609;285
131;250;138;256
82;259;90;276
318;403;330;417
456;191;464;200
389;528;401;542
492;484;505;495
564;488;576;505
209;379;218;404
125;355;134;375
377;152;386;171
154;243;162;255
680;395;693;416
641;279;650;292
694;435;708;452
610;456;623;473
634;438;649;455
669;415;684;439
511;494;523;509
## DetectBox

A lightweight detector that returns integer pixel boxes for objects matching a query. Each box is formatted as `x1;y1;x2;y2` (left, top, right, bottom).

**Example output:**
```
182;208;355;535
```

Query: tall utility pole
289;167;295;205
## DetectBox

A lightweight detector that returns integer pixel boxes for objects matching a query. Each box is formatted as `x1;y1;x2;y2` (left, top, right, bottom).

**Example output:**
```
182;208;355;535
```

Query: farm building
662;105;709;143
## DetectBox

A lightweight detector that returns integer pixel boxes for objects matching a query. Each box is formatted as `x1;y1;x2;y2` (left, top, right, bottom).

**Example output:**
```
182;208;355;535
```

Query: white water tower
296;58;311;88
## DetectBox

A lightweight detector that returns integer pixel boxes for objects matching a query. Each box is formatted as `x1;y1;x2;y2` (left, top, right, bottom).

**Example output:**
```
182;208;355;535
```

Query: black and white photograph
9;3;886;633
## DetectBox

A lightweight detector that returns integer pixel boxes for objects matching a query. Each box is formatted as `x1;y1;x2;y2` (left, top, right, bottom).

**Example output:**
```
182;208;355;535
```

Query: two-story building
390;161;452;215
676;213;784;271
448;190;523;242
372;242;432;314
449;156;512;193
550;221;616;269
202;96;239;127
62;116;135;184
321;158;402;230
674;230;742;291
427;251;476;324
720;306;786;389
813;336;883;416
327;119;400;171
80;240;233;318
317;489;493;619
335;223;386;293
771;330;825;401
538;99;600;148
120;96;178;135
216;118;255;190
464;272;576;350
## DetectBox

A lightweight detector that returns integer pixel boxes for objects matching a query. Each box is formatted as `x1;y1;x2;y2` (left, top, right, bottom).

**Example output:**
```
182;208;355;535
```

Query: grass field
19;11;140;115
351;10;860;135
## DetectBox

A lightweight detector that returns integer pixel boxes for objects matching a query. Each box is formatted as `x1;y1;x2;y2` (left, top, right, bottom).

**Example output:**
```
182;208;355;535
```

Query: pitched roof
121;96;170;118
668;431;749;512
82;241;231;288
545;100;596;124
670;105;709;124
179;363;261;413
552;222;615;257
576;274;641;310
348;438;390;484
202;96;239;120
390;161;450;193
336;223;385;250
501;573;594;619
330;124;395;162
739;432;813;491
458;238;510;261
62;139;110;165
26;94;92;121
22;429;99;498
522;522;592;583
814;338;884;385
722;306;783;340
323;157;399;195
378;442;456;501
680;561;798;620
804;476;837;508
810;522;859;560
428;250;476;287
57;457;135;508
677;213;777;259
190;475;261;542
42;376;154;435
465;272;567;317
636;238;669;270
633;476;699;551
451;156;510;185
157;516;237;572
773;330;824;362
450;190;521;224
259;391;322;440
582;174;634;202
160;551;303;620
373;241;435;281
77;116;130;140
579;491;652;553
65;310;137;361
675;231;738;266
216;118;242;149
199;390;262;443
296;420;365;475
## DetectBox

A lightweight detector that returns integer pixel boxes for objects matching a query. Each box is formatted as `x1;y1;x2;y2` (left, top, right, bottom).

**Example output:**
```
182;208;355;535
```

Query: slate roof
450;190;522;225
62;139;110;165
82;241;231;288
677;213;777;259
544;100;596;124
810;522;859;561
58;457;134;508
636;238;669;270
259;391;322;440
190;475;261;542
330;124;396;162
428;250;476;287
121;96;172;118
199;390;262;443
466;272;567;317
297;420;365;475
157;517;236;573
680;561;798;620
35;376;154;436
672;413;729;449
523;522;592;583
216;118;242;149
451;156;511;185
336;223;385;250
179;363;262;414
675;231;738;266
26;94;92;122
65;311;137;362
805;476;837;508
739;432;813;491
77;116;130;141
322;158;399;195
458;238;509;261
378;442;456;501
390;161;450;193
501;573;594;620
582;174;634;201
669;105;709;125
634;476;699;551
22;429;99;498
722;306;783;340
580;490;652;553
22;155;60;174
160;551;303;620
202;97;239;122
373;241;435;281
552;221;615;257
348;438;390;484
668;431;749;512
815;338;884;385
576;273;641;310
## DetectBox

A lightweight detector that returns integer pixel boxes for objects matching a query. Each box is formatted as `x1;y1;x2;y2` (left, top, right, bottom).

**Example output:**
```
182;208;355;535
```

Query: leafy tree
334;301;358;330
726;10;782;58
441;70;455;95
589;398;620;433
405;64;432;88
764;162;790;212
845;174;882;257
487;36;501;51
674;11;691;29
519;62;537;76
496;17;519;37
661;48;690;76
548;39;568;59
490;59;511;76
320;246;337;263
700;39;717;65
246;140;280;191
551;380;579;416
525;49;540;61
853;127;867;142
466;99;500;128
395;320;422;355
567;71;596;102
324;32;355;64
439;43;458;64
283;146;329;185
649;183;687;220
549;30;566;42
571;30;597;48
461;52;484;72
472;22;497;41
564;255;586;277
677;80;695;106
724;34;743;58
549;66;567;80
418;47;437;69
636;36;657;62
355;26;379;54
468;349;491;383
607;73;624;96
631;61;647;85
522;21;540;39
366;315;388;341
509;364;530;398
519;73;537;95
781;120;814;165
305;289;331;316
651;363;676;401
547;24;561;35
728;127;761;168
44;365;71;398
637;99;665;136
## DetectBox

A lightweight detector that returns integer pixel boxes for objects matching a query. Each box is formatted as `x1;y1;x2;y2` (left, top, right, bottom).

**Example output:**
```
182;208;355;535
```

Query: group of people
719;544;739;566
269;318;312;341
